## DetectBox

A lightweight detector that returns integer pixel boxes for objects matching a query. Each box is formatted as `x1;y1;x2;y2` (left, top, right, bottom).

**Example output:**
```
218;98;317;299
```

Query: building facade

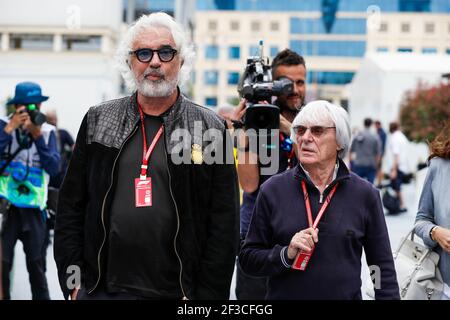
194;0;450;108
0;0;123;137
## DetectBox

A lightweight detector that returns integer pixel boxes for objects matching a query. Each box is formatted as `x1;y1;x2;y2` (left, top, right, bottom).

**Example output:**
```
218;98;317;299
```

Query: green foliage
400;82;450;143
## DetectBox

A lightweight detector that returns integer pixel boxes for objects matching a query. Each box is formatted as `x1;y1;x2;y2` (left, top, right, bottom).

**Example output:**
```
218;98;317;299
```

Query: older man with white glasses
239;100;400;299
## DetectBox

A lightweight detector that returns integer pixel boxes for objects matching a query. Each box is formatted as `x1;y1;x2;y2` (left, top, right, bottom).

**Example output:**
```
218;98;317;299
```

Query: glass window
290;17;366;35
251;21;261;32
230;21;239;31
307;71;355;85
205;97;218;107
227;72;240;85
235;1;321;11
422;47;437;54
198;0;403;12
425;23;435;33
229;46;240;59
62;35;101;52
398;47;413;53
376;47;389;53
399;0;431;12
205;45;219;59
401;23;410;32
270;21;279;31
9;33;53;51
249;45;260;56
124;0;175;22
204;71;219;85
197;0;236;10
290;40;366;57
338;0;397;12
379;22;388;32
270;46;279;57
208;20;217;31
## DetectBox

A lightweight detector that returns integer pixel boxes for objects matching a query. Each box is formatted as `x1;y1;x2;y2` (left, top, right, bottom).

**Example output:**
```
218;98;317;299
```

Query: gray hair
115;12;195;92
290;100;351;159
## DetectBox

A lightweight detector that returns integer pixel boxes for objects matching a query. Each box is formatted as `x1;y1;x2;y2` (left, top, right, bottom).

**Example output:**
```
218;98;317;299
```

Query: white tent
349;53;450;130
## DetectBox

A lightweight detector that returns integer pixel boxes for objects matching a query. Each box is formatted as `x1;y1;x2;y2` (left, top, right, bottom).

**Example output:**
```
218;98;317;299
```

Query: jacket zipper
163;133;188;299
89;125;138;294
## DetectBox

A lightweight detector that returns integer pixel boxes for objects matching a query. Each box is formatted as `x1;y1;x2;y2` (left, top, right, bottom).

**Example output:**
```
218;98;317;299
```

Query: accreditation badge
292;246;315;271
135;177;152;207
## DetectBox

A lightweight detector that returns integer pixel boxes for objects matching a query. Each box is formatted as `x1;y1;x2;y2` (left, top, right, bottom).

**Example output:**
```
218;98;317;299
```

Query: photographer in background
231;49;306;299
0;82;60;300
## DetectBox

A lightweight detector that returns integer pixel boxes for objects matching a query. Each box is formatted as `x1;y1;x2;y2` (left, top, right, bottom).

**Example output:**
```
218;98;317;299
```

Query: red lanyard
300;180;338;229
138;104;164;180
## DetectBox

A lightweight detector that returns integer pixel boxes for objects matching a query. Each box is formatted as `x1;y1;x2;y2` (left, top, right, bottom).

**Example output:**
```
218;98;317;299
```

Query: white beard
137;74;179;98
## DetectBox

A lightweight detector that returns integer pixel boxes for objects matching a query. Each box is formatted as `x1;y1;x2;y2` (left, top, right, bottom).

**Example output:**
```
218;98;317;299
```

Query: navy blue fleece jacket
239;160;400;300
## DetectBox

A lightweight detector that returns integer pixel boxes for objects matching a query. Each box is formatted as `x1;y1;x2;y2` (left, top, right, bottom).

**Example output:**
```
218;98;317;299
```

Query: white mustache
143;70;165;79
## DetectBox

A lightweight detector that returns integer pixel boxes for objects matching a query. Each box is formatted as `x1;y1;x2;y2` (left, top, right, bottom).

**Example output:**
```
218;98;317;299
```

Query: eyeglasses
129;47;178;63
293;125;336;137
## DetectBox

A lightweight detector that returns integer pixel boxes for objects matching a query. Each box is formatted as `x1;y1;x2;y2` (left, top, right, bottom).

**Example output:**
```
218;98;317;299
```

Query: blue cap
7;82;49;105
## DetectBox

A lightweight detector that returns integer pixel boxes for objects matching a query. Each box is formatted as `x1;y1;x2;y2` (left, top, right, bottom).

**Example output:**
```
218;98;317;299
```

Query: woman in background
415;121;450;300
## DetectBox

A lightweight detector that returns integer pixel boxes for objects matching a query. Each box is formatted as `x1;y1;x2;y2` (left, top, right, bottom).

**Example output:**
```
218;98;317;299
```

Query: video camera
19;104;47;126
237;41;293;131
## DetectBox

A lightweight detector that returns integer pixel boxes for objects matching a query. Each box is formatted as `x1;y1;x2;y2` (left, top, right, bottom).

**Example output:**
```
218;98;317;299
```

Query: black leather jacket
54;92;240;299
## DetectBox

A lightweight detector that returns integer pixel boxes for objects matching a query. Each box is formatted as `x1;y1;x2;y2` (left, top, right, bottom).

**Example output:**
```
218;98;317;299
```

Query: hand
4;106;28;134
287;227;319;259
279;114;292;136
23;117;42;140
433;227;450;253
70;288;80;300
390;168;397;180
230;99;247;123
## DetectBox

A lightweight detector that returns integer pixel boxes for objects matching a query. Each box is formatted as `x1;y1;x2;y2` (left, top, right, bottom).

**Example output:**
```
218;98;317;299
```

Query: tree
400;81;450;143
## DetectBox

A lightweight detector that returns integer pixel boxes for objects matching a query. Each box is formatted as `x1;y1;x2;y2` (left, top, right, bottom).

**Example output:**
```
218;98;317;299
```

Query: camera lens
255;110;271;129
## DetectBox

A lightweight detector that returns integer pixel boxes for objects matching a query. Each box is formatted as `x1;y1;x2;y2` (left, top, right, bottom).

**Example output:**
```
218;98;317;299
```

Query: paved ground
7;170;426;300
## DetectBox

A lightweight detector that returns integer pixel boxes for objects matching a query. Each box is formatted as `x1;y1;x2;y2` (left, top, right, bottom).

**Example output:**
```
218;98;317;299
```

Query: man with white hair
54;12;239;300
240;100;399;299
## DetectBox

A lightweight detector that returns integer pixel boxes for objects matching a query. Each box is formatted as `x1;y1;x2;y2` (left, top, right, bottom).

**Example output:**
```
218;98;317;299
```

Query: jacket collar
128;87;185;125
294;158;351;189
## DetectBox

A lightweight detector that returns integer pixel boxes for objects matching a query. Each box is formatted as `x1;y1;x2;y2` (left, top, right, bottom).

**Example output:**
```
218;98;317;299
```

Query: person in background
0;81;60;300
387;122;409;213
45;110;74;189
374;120;387;186
415;120;450;300
239;100;399;299
231;49;306;300
0;241;3;300
349;118;381;184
